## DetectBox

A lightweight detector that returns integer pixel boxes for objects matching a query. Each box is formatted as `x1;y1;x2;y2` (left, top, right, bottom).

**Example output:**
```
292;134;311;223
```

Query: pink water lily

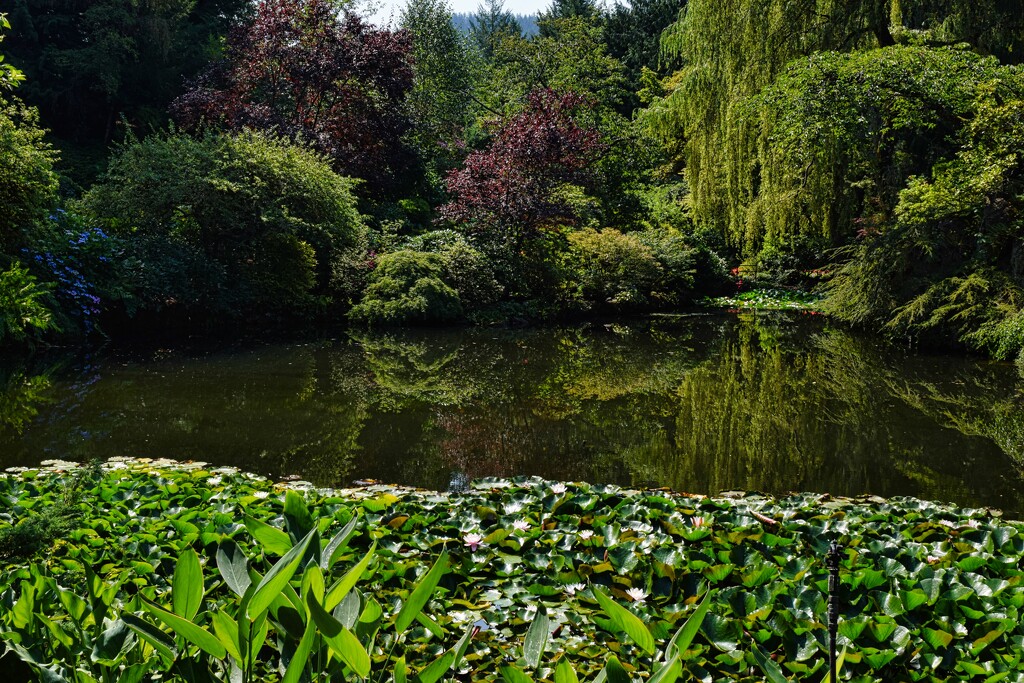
578;529;594;541
464;533;484;551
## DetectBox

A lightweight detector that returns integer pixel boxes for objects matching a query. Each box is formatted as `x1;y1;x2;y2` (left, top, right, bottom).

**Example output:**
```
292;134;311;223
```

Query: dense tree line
1;0;1022;368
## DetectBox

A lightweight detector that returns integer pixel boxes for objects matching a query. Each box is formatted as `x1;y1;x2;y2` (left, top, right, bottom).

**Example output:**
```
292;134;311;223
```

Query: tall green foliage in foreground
81;131;363;323
2;463;1024;681
649;0;1024;251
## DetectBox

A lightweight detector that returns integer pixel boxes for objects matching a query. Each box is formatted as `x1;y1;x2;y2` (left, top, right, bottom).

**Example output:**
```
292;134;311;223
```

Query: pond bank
2;459;1023;681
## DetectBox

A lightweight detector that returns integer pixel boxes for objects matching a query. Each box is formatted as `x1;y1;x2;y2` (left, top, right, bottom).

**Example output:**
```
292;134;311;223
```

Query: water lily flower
550;483;567;494
464;533;484;551
926;554;944;564
504;502;524;515
691;516;708;528
625;588;648;603
207;476;223;486
252;491;270;499
578;530;594;541
564;583;585;596
512;519;530;532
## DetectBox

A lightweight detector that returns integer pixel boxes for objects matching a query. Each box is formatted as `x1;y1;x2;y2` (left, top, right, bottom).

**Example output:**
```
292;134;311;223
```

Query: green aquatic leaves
1;461;1023;682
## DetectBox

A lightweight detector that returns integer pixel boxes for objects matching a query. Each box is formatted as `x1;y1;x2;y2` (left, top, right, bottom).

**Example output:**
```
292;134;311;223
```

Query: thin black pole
826;542;842;683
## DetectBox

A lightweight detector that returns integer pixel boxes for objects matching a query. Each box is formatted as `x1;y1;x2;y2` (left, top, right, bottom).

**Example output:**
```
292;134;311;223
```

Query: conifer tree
470;0;522;60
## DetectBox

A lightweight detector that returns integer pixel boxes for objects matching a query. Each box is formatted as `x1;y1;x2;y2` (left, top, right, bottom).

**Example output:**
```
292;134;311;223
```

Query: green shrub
350;250;463;325
80;130;363;322
403;230;502;310
0;260;57;346
0;97;58;251
566;228;662;310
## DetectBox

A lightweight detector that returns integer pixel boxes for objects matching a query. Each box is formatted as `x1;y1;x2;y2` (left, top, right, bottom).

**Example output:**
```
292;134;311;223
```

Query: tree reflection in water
1;314;1022;513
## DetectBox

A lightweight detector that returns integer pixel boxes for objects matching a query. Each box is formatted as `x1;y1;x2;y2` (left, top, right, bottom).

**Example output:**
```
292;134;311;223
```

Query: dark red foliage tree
440;89;605;249
172;0;415;194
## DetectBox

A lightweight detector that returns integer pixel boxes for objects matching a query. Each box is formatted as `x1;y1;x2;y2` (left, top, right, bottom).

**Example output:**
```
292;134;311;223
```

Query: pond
2;312;1023;514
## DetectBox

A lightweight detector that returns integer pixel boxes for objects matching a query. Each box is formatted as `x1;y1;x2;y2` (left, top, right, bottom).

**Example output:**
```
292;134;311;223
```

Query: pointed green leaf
922;627;954;650
418;651;456;683
210;610;242;664
322;514;361;571
395;656;408;683
91;619;133;665
750;641;788;683
667;592;711;659
524;605;550;669
395;550;450;635
650;653;681;683
244;516;293;556
591;585;655;655
247;527;317;619
306;589;371;678
143;602;226;659
282;622;317;683
172;548;204;620
284;489;314;539
603;655;631;683
325;542;377;611
555;660;579;683
415;611;445;639
122;612;177;663
500;664;534;683
216;540;251;598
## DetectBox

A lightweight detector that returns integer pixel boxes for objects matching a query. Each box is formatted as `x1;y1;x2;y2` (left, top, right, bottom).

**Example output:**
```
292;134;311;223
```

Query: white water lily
512;519;530;532
550;483;567;494
252;491;270;499
625;588;648;603
564;583;585;596
207;476;223;486
578;529;594;541
504;502;524;515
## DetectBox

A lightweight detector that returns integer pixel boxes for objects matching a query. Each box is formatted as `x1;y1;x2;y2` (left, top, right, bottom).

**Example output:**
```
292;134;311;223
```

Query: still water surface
2;313;1022;513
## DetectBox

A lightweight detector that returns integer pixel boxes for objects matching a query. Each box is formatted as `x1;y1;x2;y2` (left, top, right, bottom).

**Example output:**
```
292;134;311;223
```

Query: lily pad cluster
1;459;1023;681
703;288;822;312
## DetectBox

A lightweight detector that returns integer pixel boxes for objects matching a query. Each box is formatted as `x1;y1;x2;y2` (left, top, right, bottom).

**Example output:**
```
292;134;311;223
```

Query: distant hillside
451;12;539;36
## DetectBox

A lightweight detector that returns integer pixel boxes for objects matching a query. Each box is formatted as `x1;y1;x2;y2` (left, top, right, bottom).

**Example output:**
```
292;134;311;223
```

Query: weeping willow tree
648;0;1024;252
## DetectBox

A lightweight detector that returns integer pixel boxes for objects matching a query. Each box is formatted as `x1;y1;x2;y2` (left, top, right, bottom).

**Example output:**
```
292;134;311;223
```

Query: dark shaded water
2;313;1023;513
